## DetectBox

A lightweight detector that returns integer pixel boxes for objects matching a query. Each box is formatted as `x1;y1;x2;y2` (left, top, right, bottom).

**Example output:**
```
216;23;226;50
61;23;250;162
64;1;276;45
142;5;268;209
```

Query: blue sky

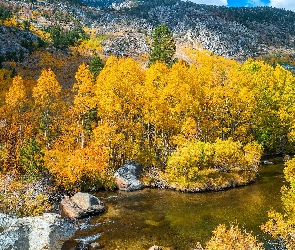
187;0;295;11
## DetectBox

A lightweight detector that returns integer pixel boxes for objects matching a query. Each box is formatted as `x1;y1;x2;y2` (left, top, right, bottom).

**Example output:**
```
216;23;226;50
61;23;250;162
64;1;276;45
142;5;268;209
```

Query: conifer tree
149;24;176;67
89;53;104;79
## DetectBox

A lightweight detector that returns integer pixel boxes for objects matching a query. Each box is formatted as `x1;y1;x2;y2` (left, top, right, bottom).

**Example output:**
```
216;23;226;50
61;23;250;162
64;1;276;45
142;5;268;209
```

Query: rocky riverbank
0;161;262;249
140;167;258;192
0;213;76;250
113;161;258;193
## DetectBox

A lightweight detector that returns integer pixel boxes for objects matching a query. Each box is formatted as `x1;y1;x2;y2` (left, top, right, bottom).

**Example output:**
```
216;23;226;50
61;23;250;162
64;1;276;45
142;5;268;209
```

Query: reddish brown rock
60;192;105;220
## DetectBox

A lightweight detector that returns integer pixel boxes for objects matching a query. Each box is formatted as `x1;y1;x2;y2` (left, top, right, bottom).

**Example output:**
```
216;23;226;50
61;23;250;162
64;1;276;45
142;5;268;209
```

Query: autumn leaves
2;49;295;192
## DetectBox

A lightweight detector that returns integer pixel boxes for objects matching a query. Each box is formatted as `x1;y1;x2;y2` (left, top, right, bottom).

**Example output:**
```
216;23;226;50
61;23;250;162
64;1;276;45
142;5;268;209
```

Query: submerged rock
262;160;274;165
149;246;162;250
0;212;76;250
114;161;143;191
60;192;105;220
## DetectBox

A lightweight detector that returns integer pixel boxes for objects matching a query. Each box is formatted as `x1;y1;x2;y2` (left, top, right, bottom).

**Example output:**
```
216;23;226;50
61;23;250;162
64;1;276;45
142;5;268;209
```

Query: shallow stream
63;157;286;249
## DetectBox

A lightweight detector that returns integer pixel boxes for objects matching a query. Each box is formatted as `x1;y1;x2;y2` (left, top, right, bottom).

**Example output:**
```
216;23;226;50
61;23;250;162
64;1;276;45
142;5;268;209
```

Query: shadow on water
63;157;286;250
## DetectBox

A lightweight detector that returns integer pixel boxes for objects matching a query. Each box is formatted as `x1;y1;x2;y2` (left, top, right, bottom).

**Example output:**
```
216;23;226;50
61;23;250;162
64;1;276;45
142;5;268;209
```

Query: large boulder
60;192;105;220
0;213;76;250
114;161;143;191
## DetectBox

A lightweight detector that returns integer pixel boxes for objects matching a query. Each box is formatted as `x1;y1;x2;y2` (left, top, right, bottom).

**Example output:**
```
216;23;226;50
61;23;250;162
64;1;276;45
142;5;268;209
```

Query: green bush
0;5;12;23
50;25;89;48
20;138;45;181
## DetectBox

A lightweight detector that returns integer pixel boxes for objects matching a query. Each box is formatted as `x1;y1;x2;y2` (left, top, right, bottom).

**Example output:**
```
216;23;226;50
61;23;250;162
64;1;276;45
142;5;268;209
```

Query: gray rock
114;161;143;191
0;213;76;250
262;160;274;165
149;246;162;250
60;192;105;220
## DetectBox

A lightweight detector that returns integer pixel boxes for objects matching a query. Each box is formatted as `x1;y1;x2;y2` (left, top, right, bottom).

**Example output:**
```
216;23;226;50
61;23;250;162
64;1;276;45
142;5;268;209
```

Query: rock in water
60;192;105;219
149;246;162;250
114;161;143;191
0;213;76;250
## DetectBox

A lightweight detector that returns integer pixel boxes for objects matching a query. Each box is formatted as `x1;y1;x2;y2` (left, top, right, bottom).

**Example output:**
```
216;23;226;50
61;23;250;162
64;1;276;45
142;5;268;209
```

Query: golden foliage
166;139;262;186
5;75;26;110
0;174;51;216
33;68;61;107
2;48;295;196
45;144;112;193
205;224;264;250
261;158;295;249
0;68;13;106
73;62;96;115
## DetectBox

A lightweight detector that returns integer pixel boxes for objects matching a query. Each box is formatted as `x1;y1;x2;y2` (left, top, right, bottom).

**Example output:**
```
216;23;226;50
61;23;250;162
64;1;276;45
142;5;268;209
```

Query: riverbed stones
0;212;76;250
60;192;105;219
114;161;143;191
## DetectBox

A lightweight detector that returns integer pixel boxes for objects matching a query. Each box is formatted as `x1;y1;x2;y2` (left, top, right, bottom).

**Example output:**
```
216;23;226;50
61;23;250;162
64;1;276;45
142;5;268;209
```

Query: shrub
50;25;89;48
166;141;214;181
166;139;262;183
205;224;264;250
20;138;45;181
45;144;115;193
261;158;295;249
0;174;51;217
0;5;12;23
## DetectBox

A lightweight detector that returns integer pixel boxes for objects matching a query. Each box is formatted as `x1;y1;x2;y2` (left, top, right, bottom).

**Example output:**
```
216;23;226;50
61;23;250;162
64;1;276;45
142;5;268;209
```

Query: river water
63;157;286;249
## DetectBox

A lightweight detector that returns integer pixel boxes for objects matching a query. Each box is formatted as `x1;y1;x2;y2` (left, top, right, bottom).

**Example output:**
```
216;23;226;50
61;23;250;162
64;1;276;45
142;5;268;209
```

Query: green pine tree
20;138;45;181
149;24;176;67
90;53;104;78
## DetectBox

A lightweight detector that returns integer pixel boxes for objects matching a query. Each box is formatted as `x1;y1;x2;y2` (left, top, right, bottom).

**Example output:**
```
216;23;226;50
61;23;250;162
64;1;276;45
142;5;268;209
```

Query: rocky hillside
82;0;295;61
1;0;295;62
0;25;42;62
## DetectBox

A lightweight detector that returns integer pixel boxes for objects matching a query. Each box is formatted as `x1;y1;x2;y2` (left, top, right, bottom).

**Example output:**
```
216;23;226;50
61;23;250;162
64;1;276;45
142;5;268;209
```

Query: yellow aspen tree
73;63;96;148
5;75;27;143
94;56;145;167
32;68;62;149
244;60;295;153
142;61;169;166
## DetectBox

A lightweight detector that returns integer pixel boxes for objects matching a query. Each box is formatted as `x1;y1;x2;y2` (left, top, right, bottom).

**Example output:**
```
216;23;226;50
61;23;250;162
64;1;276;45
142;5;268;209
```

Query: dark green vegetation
89;53;104;78
20;138;45;181
149;24;176;67
0;5;12;23
49;25;89;48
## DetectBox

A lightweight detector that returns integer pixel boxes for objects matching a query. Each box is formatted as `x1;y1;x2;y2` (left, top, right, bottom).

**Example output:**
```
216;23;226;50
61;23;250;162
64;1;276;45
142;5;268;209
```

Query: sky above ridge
187;0;295;11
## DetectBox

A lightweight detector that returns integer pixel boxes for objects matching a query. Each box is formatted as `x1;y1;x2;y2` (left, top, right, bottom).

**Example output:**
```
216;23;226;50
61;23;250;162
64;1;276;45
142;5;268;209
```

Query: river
63;157;286;249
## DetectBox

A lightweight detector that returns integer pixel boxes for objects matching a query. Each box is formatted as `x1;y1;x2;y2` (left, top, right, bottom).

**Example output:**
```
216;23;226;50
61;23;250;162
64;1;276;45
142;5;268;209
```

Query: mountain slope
1;0;295;62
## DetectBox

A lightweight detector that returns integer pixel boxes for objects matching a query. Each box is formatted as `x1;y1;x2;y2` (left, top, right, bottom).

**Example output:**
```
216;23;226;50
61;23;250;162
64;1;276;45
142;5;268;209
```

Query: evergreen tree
149;24;176;67
0;6;12;24
20;138;45;181
89;53;104;78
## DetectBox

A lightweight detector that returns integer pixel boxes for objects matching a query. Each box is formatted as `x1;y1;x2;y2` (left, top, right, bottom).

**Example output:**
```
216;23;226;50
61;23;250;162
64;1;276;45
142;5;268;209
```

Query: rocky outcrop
5;0;295;63
0;25;41;59
60;192;105;220
114;161;143;191
0;213;76;250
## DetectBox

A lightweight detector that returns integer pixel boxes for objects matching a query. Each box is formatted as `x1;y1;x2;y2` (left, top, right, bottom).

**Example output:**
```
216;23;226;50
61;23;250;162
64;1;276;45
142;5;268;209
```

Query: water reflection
63;159;285;249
